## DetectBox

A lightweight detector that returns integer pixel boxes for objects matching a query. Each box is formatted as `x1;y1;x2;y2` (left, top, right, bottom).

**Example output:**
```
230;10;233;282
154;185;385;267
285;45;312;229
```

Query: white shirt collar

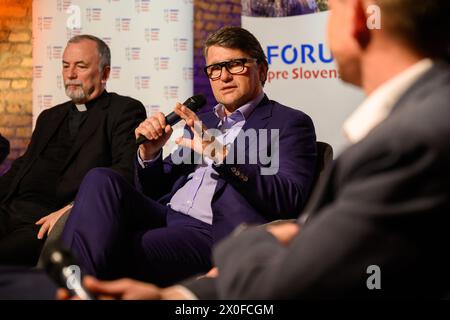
213;92;265;122
75;104;87;112
343;59;433;144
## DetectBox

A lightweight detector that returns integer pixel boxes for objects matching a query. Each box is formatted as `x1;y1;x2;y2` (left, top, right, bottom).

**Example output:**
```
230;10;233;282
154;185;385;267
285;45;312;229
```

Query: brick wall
194;0;241;111
0;0;33;173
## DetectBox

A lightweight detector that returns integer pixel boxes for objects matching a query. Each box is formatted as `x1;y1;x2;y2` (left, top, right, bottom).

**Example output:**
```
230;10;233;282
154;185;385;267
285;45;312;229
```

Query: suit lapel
240;95;272;151
213;95;273;196
60;92;111;173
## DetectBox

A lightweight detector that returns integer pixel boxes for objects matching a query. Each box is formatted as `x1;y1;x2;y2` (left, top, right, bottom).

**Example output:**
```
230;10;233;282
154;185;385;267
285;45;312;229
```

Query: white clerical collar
342;59;433;144
75;104;87;112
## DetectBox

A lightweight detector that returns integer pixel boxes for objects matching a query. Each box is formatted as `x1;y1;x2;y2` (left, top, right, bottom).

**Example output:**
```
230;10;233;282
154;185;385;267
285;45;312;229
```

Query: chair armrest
35;209;71;269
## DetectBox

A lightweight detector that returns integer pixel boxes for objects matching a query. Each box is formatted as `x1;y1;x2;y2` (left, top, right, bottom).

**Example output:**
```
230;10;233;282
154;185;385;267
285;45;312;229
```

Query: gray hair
67;34;111;70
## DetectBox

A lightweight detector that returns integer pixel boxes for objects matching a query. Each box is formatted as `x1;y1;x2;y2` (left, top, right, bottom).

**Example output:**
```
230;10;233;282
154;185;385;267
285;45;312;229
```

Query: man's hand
174;103;228;163
196;267;219;280
56;276;193;300
35;203;73;239
205;267;219;278
135;112;173;161
57;276;163;300
266;222;300;246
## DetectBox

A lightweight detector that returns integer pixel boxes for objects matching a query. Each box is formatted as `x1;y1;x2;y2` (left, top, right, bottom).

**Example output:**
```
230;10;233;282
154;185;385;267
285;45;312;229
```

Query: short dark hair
204;26;269;85
375;0;449;60
67;34;111;70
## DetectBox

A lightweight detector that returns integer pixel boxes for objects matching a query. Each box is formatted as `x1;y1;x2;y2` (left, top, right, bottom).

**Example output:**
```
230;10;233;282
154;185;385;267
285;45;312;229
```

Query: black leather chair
294;141;333;224
36;208;71;268
313;141;334;193
265;140;333;227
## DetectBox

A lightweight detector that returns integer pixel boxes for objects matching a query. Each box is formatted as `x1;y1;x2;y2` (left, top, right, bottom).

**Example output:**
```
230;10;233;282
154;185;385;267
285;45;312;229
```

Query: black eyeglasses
203;58;258;80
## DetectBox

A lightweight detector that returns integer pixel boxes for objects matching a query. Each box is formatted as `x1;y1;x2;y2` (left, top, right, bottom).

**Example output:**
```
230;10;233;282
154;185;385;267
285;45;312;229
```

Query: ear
258;63;268;85
351;0;371;49
101;66;111;84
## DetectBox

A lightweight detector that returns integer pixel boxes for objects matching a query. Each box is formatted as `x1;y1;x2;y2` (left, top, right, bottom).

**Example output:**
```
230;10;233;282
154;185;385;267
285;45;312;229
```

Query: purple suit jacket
136;95;317;242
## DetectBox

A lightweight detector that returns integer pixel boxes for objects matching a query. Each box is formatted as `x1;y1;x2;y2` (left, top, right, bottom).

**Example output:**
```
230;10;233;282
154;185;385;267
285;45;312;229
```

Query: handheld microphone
41;242;96;300
136;94;207;146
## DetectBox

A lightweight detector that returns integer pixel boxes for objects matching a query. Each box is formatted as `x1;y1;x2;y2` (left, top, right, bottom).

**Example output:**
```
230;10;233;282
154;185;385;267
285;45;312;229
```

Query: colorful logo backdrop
32;0;193;125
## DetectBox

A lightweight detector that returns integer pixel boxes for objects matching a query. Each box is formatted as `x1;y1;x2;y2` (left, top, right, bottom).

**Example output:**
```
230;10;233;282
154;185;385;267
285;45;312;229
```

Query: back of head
374;0;449;61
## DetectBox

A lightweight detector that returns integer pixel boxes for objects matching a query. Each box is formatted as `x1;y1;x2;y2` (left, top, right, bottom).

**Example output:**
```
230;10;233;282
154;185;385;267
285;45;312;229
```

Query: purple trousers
61;168;212;286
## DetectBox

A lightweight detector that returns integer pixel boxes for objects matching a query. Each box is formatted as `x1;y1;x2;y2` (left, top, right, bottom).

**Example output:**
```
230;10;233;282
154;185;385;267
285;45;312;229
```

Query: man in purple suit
60;26;317;286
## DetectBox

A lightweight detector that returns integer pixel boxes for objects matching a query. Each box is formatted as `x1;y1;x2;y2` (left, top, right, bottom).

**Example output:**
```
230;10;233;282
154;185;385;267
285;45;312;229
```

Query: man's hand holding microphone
135;94;228;163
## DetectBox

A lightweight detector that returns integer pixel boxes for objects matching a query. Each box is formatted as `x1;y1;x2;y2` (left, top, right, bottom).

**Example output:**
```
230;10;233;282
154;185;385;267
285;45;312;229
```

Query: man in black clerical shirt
0;35;146;266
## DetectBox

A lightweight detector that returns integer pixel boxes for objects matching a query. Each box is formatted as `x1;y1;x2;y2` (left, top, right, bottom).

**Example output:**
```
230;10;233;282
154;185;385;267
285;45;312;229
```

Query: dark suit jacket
185;61;450;299
0;134;9;165
137;96;317;243
0;91;146;210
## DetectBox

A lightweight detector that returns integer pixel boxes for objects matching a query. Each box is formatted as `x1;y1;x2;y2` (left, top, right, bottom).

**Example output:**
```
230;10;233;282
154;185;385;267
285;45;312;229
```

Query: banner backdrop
242;1;364;154
32;0;193;129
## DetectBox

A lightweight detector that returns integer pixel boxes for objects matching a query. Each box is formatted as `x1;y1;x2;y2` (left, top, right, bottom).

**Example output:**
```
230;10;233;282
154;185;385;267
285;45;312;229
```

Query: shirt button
186;200;191;205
